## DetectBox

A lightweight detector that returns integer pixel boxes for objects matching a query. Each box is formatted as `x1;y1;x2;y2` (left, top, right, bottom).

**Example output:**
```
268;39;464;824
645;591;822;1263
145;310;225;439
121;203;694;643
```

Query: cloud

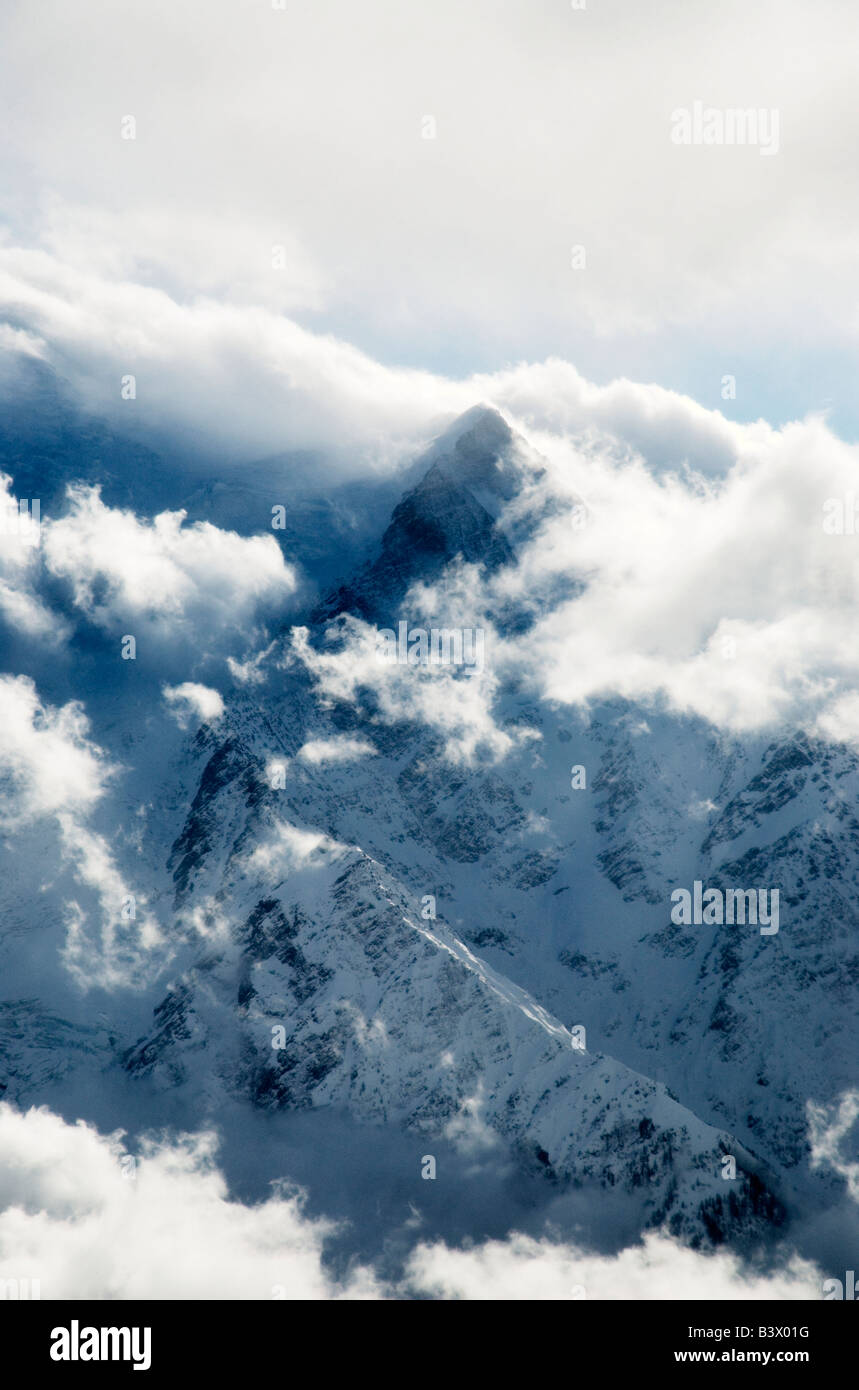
0;324;46;360
16;252;857;753
0;475;64;643
256;397;859;756
0;577;60;642
58;817;165;992
501;415;859;739
0;675;108;825
11;247;859;750
442;1085;503;1161
244;821;349;878
0;245;781;475
163;682;225;728
0;248;467;467
813;695;859;750
0;468;300;677
0;1103;823;1301
404;1231;819;1301
291;614;524;765
0;676;166;990
297;736;377;765
808;1091;859;1203
32;199;326;313
41;485;298;652
0;1104;379;1300
2;0;859;432
227;643;277;686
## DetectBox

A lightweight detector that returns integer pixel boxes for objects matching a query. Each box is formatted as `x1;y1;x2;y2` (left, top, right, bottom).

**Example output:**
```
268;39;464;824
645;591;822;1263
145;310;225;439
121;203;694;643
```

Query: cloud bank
0;1104;824;1301
3;0;859;430
285;408;859;760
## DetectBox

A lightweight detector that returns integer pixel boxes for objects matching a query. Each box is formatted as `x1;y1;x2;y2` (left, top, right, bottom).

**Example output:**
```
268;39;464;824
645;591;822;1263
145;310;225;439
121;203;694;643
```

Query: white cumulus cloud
163;682;225;728
297;736;377;765
42;485;298;649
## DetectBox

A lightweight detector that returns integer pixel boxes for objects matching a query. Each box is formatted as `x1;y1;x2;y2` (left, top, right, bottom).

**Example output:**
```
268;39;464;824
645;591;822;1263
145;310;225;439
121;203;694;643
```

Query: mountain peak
314;405;527;623
430;402;513;452
419;404;522;504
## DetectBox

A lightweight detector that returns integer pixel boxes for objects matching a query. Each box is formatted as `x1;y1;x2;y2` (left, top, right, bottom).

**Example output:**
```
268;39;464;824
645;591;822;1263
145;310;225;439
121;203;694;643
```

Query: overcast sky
3;0;859;439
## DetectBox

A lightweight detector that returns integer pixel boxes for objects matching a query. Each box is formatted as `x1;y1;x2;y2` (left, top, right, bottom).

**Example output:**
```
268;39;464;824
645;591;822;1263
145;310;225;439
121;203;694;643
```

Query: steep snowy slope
117;716;782;1247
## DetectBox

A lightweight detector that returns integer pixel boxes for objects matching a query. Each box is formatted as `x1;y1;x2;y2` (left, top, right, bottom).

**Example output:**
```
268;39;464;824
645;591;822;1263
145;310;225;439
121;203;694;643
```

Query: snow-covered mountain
0;398;856;1279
